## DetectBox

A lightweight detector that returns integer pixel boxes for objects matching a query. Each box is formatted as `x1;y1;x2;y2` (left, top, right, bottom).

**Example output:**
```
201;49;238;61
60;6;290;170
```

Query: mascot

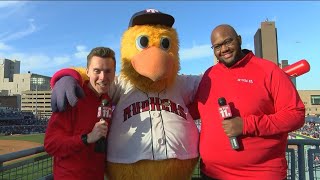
51;9;200;180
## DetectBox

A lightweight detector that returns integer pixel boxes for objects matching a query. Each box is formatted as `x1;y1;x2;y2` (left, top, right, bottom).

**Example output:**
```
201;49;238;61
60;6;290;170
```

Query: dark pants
200;171;219;180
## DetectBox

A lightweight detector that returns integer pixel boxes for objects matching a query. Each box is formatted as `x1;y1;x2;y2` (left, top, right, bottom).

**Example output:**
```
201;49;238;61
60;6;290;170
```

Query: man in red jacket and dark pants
44;47;116;180
188;24;305;180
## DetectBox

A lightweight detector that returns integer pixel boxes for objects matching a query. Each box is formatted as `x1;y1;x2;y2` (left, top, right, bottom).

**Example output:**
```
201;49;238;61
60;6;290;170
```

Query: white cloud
74;45;89;59
0;42;12;51
76;45;86;52
180;44;212;61
0;44;90;76
52;56;72;66
1;52;72;76
0;19;37;42
0;1;27;19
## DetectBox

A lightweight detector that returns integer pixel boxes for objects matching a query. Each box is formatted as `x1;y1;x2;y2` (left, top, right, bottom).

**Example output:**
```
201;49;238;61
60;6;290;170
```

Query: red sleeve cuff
50;68;83;89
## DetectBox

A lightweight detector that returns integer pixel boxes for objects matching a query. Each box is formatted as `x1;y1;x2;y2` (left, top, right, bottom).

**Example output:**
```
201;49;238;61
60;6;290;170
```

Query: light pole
31;77;44;118
35;82;38;117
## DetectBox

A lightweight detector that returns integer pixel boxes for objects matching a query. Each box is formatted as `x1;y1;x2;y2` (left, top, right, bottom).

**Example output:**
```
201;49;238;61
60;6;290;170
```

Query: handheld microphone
218;97;240;150
95;99;112;153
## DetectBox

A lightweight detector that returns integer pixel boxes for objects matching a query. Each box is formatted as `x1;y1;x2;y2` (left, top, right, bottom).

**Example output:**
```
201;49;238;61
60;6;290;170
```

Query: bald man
188;24;305;180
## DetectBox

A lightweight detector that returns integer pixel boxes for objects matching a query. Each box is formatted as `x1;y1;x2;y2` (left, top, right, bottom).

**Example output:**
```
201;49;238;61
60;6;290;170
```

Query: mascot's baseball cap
129;8;175;28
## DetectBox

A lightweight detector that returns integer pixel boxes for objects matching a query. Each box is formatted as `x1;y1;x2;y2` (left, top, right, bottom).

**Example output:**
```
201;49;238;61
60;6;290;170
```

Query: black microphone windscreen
218;97;226;106
101;99;108;106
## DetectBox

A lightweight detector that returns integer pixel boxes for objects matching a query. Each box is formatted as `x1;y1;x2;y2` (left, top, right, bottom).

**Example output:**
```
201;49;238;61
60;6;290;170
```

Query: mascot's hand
51;76;85;112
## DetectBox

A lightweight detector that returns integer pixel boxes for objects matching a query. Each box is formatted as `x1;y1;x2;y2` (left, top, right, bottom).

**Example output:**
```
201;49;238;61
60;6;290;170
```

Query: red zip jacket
189;50;305;180
44;81;110;180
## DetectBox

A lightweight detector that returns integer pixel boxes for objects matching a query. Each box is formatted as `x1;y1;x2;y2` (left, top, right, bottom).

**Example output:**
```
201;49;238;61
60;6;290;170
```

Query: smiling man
44;47;115;180
189;24;305;180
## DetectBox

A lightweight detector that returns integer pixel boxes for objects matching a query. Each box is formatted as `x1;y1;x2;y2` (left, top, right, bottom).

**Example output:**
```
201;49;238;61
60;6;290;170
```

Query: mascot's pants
105;157;199;180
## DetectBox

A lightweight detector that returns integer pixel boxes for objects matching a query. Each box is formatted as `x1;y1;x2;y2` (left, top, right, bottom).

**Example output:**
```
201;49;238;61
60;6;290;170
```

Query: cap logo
145;9;159;13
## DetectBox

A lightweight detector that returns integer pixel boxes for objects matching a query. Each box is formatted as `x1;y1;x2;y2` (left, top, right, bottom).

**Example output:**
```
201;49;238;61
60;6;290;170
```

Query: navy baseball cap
129;9;175;28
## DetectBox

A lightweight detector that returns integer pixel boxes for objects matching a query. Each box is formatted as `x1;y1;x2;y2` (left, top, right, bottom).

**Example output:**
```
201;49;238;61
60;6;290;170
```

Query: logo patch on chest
237;78;253;84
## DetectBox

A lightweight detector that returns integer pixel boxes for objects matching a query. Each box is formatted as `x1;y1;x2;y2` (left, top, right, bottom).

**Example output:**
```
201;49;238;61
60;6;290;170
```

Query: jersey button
153;112;161;118
158;138;165;145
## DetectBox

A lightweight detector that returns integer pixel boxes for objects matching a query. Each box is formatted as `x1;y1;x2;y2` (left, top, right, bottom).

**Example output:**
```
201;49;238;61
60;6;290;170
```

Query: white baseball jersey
107;75;201;163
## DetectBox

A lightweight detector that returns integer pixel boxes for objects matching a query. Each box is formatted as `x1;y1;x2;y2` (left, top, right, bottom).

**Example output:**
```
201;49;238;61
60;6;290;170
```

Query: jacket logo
237;78;253;84
123;97;186;121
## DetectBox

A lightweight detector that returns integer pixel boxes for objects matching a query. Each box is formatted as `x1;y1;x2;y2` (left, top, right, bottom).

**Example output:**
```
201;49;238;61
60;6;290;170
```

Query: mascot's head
120;9;180;92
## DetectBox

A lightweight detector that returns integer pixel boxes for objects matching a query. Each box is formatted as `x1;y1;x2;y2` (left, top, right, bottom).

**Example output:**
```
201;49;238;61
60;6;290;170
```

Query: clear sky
0;1;319;90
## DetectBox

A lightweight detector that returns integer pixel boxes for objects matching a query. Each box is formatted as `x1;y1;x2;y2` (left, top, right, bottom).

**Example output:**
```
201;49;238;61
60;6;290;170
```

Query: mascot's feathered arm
50;67;87;112
51;59;310;112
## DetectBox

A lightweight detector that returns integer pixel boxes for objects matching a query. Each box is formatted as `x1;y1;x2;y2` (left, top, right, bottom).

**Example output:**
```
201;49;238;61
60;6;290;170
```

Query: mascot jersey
107;74;201;163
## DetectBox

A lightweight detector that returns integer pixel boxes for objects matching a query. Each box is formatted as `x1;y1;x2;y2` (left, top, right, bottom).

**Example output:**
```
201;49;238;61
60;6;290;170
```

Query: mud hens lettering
123;97;186;121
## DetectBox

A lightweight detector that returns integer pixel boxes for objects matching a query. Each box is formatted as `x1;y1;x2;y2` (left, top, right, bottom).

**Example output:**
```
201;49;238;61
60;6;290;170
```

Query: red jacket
189;50;305;180
44;81;110;180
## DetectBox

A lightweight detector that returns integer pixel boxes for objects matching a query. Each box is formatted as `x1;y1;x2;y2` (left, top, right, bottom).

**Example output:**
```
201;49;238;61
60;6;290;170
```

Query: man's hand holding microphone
82;99;112;153
87;119;109;144
221;117;243;139
218;97;242;150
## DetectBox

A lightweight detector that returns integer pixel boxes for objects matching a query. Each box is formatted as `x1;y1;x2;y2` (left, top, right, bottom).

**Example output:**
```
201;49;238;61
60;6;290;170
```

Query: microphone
218;97;240;150
95;99;112;153
283;59;310;77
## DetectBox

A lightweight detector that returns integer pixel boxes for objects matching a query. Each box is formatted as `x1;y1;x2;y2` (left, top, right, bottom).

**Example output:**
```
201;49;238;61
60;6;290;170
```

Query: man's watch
81;134;89;145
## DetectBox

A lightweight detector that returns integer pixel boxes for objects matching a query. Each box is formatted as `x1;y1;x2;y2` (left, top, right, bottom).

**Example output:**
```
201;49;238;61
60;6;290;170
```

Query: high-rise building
254;21;298;87
0;58;20;82
254;21;279;65
0;58;52;117
0;59;51;96
280;60;296;87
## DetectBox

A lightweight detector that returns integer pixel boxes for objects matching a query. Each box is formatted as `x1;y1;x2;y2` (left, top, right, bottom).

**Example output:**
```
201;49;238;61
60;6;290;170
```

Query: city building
0;58;51;96
21;90;52;118
254;20;279;65
0;96;18;108
298;90;320;117
0;58;52;117
254;21;298;87
280;59;296;87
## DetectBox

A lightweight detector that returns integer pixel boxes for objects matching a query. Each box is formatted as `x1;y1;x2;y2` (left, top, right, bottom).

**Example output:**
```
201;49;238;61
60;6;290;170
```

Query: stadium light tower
31;76;44;118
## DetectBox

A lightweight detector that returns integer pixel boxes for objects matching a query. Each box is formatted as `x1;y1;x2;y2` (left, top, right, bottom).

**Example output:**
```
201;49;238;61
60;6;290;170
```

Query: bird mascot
50;9;201;180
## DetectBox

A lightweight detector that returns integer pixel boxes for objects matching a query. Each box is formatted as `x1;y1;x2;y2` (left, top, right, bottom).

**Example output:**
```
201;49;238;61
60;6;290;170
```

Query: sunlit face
211;28;242;67
86;56;115;96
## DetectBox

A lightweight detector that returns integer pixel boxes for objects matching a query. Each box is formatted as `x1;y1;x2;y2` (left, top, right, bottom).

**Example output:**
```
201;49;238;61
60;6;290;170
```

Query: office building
254;21;279;65
298;90;320;116
0;58;52;117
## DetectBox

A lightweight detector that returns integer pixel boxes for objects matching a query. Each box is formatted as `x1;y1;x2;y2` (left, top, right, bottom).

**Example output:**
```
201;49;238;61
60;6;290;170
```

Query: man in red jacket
44;47;116;180
188;24;305;180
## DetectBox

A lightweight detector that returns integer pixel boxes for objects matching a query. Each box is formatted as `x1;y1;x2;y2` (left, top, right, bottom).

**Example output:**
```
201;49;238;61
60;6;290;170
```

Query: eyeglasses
211;38;234;52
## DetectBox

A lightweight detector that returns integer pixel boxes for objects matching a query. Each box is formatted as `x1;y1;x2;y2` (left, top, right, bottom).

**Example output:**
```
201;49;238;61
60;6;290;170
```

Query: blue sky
0;1;319;90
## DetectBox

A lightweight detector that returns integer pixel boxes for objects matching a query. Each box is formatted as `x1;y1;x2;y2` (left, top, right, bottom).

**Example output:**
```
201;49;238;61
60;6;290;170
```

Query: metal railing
0;146;52;180
1;139;320;180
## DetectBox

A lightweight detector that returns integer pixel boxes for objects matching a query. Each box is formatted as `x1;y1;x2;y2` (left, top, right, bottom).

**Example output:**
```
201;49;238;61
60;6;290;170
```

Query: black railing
0;146;53;180
287;139;320;180
1;139;320;180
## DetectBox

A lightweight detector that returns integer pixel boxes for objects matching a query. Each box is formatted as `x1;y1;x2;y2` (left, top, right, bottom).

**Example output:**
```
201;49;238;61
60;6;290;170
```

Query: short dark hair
87;47;116;68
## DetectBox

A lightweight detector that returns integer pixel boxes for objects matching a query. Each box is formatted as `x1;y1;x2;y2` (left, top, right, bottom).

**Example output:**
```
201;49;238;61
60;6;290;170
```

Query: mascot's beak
131;47;173;82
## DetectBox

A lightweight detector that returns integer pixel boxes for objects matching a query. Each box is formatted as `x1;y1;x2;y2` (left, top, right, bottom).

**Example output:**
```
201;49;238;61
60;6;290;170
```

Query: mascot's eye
160;37;170;50
136;35;149;50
